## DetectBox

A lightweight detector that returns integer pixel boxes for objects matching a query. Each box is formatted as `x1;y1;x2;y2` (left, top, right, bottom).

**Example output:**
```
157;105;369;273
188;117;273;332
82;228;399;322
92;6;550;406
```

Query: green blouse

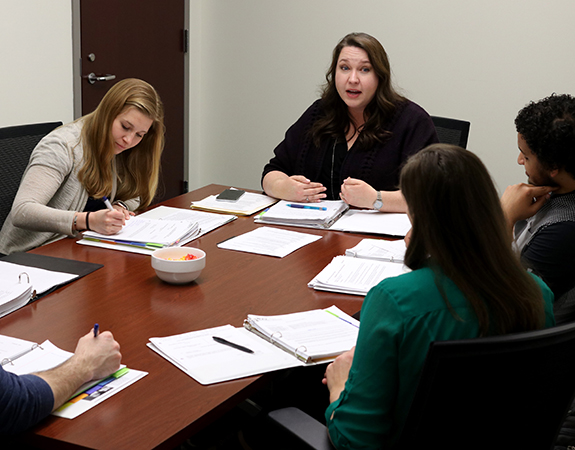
325;267;555;449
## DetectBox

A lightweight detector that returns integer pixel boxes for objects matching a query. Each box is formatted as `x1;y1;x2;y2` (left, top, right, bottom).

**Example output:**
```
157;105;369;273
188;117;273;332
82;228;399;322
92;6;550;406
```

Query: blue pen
102;196;114;211
93;323;99;337
286;203;327;211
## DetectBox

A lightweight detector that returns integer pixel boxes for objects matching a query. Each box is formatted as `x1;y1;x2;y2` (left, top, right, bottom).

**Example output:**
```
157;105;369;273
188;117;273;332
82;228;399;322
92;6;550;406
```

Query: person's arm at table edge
34;330;121;411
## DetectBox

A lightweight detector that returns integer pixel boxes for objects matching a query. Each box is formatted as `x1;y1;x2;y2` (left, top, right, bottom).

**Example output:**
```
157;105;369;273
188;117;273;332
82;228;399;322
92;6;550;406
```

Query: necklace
330;140;337;200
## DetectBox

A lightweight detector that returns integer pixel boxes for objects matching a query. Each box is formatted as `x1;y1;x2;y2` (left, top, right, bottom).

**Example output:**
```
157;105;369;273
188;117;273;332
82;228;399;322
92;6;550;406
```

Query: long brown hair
78;78;164;210
310;32;405;149
400;144;545;335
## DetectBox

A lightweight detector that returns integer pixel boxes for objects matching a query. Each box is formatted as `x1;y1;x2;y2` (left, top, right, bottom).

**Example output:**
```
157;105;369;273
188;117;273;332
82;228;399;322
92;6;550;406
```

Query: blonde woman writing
0;78;164;255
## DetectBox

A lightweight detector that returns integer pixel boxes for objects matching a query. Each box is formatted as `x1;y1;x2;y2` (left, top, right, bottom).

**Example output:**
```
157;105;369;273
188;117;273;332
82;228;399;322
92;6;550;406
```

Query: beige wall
0;1;73;127
2;1;574;194
193;0;575;193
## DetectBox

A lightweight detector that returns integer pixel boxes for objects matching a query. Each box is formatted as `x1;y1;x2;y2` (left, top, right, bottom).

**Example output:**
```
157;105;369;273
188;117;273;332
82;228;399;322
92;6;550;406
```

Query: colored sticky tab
113;367;130;378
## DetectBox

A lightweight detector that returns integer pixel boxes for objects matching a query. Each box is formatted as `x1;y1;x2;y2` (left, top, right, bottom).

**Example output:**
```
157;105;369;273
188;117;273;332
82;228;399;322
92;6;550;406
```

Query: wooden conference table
2;184;374;450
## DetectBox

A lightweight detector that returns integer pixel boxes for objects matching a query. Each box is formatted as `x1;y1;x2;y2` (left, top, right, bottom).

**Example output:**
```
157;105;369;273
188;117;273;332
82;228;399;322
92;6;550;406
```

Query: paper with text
217;226;322;257
308;255;410;295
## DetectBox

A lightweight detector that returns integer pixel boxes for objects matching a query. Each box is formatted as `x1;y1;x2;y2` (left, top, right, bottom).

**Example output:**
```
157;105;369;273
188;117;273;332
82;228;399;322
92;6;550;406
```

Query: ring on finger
306;196;309;202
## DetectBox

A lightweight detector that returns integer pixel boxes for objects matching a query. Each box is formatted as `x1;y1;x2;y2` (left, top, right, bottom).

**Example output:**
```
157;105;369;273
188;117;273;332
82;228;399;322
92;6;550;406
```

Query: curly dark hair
310;32;405;150
515;93;575;178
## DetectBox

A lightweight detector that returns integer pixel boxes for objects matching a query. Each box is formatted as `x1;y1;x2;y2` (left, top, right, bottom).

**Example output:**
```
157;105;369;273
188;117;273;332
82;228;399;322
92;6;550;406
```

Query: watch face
373;200;383;210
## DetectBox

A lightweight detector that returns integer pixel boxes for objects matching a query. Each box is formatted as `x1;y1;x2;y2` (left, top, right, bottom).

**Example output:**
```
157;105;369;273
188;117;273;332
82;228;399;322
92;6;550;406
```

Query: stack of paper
0;262;79;318
78;206;236;255
0;279;32;318
147;306;358;385
345;238;407;262
255;200;349;229
191;191;278;216
308;255;410;296
82;217;200;251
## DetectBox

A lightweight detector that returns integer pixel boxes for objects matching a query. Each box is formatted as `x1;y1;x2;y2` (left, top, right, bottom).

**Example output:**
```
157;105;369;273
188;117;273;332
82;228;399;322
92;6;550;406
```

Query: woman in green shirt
323;144;555;449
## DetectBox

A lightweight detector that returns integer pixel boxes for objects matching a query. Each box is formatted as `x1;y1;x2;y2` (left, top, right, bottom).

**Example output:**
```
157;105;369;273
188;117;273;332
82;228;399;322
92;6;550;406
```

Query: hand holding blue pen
102;196;114;211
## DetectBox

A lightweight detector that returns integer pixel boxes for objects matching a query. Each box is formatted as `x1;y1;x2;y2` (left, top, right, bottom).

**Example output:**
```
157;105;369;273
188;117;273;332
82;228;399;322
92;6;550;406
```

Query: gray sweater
0;121;138;255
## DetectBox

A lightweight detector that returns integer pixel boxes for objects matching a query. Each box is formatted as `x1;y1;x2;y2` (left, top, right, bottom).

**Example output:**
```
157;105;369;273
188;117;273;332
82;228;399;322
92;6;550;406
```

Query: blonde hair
78;78;165;210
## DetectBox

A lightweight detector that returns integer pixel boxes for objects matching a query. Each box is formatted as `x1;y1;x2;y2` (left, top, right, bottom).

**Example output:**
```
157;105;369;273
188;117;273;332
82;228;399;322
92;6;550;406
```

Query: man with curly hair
501;93;575;324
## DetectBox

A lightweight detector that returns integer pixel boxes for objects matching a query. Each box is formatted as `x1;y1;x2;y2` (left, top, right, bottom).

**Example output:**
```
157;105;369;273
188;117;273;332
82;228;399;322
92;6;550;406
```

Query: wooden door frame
70;0;190;188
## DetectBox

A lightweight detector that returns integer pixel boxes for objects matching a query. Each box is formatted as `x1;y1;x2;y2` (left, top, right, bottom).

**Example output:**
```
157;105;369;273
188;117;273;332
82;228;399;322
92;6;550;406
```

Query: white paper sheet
217;226;322;258
330;209;411;237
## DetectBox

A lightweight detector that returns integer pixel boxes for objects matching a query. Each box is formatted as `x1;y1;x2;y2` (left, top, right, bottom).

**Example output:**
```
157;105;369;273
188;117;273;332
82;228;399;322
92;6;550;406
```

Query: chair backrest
553;287;575;325
0;122;62;230
398;322;575;450
431;116;470;148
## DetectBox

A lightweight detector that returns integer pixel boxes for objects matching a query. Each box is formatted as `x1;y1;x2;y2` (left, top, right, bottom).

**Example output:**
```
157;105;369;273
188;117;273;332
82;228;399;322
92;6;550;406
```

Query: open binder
0;334;41;367
0;252;103;300
147;306;359;385
0;272;35;319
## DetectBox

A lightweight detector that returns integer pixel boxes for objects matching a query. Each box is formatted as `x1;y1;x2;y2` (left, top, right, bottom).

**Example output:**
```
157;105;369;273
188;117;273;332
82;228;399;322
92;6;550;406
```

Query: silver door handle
87;73;116;84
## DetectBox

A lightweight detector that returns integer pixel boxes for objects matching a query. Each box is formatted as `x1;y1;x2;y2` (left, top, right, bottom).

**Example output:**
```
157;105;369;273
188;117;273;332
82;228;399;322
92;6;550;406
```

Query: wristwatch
372;191;383;210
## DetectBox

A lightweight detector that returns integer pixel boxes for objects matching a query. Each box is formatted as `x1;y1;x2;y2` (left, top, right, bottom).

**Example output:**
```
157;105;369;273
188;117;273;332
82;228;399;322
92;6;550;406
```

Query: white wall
0;1;74;127
2;1;574;195
193;0;575;194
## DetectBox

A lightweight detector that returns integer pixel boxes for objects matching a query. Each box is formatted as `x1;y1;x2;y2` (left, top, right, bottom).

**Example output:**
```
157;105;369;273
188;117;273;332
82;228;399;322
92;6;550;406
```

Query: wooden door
79;0;186;202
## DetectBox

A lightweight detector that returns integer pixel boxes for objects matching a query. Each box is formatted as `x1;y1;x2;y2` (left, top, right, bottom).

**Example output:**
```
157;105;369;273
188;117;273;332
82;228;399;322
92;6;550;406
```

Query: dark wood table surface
3;184;372;450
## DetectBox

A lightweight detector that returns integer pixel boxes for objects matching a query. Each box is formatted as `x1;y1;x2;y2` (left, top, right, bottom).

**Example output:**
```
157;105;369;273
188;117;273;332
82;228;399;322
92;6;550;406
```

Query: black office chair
268;321;575;450
0;122;62;230
431;116;471;149
554;288;575;325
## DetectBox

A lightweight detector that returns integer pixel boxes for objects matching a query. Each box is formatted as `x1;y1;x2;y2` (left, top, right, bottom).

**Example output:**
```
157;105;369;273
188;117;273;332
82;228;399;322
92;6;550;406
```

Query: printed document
217;226;322;257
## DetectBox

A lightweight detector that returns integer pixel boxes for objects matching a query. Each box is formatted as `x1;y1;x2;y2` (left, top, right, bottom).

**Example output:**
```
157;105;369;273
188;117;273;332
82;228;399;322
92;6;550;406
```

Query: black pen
212;336;254;354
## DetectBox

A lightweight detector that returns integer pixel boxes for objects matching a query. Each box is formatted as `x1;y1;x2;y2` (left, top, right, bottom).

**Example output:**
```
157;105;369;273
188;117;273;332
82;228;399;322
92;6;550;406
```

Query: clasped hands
281;175;375;208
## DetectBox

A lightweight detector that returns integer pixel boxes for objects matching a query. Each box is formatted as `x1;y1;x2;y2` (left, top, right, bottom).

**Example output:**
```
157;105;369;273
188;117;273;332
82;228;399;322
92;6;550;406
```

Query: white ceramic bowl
151;247;206;284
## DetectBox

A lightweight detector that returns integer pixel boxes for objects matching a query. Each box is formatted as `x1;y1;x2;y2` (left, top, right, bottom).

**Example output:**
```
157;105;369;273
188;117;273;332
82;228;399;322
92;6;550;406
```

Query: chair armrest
267;407;335;450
